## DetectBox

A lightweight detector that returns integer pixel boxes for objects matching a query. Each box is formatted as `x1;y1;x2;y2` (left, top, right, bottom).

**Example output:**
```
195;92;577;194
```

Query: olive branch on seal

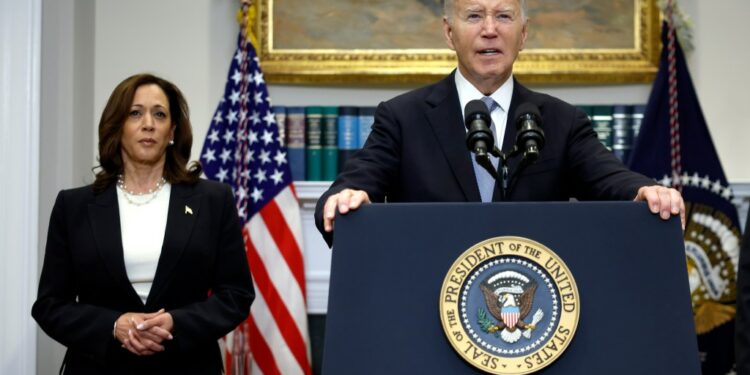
477;308;499;337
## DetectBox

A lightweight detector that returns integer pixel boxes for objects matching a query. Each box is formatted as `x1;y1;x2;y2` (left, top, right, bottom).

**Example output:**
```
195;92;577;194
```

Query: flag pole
665;0;683;193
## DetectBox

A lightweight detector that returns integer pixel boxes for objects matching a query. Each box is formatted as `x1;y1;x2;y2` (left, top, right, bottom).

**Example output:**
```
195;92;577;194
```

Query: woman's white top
116;183;171;304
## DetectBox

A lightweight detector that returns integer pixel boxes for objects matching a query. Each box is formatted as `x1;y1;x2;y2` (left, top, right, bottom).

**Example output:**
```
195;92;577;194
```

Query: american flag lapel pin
185;205;193;215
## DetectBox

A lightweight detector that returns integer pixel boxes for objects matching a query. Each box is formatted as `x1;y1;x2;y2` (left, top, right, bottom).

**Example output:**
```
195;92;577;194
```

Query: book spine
305;106;324;181
322;106;339;181
591;105;614;150
612;105;633;162
272;105;286;147
286;107;306;181
358;106;376;147
338;106;359;172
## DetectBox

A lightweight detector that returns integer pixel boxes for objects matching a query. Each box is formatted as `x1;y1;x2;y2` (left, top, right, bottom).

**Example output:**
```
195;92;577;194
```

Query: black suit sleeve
564;107;654;200
314;101;402;247
736;210;750;374
168;184;254;353
32;191;122;361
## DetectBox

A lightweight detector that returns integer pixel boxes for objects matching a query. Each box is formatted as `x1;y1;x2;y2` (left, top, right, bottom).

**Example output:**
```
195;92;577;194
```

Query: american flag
200;5;311;374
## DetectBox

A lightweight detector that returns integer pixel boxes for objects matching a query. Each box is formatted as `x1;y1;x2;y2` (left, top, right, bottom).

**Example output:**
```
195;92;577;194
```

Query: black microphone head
464;100;491;129
514;102;544;162
514;102;542;127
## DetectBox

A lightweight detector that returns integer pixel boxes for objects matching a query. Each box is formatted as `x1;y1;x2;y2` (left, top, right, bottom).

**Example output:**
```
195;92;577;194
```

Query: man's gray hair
443;0;528;23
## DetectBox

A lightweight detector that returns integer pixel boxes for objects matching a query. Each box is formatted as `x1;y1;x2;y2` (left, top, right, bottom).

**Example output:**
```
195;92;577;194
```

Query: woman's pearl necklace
116;174;167;206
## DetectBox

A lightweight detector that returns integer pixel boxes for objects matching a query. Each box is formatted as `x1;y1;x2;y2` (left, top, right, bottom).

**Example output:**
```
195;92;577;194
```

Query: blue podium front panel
323;202;699;375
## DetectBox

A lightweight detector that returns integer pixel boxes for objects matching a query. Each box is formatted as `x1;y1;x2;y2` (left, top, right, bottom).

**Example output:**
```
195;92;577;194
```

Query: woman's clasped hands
114;308;174;356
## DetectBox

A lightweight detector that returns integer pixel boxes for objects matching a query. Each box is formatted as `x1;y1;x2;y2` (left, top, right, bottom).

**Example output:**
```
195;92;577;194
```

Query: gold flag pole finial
237;0;259;50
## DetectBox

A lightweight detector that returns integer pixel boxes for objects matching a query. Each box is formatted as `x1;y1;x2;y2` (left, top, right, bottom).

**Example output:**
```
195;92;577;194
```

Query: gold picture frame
256;0;660;85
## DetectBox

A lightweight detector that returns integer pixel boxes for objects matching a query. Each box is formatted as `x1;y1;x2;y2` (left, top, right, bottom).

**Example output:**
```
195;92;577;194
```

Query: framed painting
255;0;661;84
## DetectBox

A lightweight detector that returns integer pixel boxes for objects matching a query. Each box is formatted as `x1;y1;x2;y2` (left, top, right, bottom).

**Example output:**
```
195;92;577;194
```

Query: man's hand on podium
634;185;686;229
322;188;371;233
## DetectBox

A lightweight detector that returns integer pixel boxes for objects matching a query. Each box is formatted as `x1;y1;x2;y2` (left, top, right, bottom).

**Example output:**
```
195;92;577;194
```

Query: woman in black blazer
32;74;254;374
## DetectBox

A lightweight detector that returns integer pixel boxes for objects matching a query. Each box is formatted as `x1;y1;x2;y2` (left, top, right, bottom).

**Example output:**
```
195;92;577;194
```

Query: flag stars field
274;150;287;166
271;169;284;185
207;129;220;143
219;148;232;164
253;71;264;86
231;70;242;85
254;169;267;183
659;172;734;200
215;167;228;182
258;149;271;164
263;111;275;125
227;109;238;124
229;90;240;105
202;148;216;163
250;187;263;202
250;111;261;125
261;130;274;145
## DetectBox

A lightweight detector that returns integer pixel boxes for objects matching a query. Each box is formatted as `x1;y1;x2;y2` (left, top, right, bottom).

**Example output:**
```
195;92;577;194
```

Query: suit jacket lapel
147;183;201;306
494;80;545;201
425;71;481;202
87;184;143;306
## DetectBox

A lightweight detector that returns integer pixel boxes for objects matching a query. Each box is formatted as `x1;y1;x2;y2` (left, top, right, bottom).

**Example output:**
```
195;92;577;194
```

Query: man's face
443;0;528;93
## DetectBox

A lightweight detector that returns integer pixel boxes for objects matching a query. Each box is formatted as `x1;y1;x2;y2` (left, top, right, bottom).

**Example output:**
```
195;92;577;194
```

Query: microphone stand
474;146;522;201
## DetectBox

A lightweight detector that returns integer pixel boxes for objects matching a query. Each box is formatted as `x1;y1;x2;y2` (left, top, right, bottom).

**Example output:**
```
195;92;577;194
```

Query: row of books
273;104;646;182
273;106;375;182
579;104;646;163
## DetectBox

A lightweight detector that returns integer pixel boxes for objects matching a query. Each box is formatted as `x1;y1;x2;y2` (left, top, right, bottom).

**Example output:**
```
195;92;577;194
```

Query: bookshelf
297;181;750;313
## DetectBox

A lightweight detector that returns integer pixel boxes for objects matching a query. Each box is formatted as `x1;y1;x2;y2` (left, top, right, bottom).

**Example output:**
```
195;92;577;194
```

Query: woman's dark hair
93;73;202;193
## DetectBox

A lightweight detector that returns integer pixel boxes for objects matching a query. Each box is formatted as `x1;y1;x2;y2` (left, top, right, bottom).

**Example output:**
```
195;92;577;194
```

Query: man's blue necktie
471;96;500;202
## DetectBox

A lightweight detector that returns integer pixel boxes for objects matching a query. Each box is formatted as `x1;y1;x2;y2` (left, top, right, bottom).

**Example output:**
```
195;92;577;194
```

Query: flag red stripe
259;200;307;299
247;316;282;375
245;233;312;374
224;342;234;375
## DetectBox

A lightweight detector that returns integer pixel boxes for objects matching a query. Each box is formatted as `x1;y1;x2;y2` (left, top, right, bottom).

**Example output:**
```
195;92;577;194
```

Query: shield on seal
501;305;520;329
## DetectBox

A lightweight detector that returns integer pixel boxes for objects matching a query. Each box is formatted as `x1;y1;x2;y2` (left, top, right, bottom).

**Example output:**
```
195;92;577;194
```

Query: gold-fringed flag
628;1;741;373
200;3;311;374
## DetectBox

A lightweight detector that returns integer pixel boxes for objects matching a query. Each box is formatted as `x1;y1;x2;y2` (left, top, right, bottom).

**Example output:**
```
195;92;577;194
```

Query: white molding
296;181;750;314
306;272;332;315
0;0;41;373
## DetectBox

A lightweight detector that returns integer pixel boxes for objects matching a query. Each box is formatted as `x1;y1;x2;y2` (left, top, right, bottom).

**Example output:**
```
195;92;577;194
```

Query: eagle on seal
480;270;540;343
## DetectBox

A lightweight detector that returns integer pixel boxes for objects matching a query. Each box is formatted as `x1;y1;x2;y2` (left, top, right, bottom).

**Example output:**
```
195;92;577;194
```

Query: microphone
464;100;494;157
514;103;545;162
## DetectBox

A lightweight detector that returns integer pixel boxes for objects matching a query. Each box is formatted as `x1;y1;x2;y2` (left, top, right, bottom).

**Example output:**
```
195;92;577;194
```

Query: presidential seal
439;236;579;375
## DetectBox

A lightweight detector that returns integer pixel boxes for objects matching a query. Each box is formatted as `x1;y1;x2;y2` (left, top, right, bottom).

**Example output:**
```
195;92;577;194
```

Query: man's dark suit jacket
315;72;653;246
736;209;750;374
32;179;254;375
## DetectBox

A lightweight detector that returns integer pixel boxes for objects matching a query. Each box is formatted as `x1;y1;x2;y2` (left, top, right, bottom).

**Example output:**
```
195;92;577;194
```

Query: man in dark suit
315;0;684;246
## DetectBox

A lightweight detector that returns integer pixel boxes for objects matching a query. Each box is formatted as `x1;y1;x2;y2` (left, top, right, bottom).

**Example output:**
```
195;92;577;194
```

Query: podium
322;202;700;374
